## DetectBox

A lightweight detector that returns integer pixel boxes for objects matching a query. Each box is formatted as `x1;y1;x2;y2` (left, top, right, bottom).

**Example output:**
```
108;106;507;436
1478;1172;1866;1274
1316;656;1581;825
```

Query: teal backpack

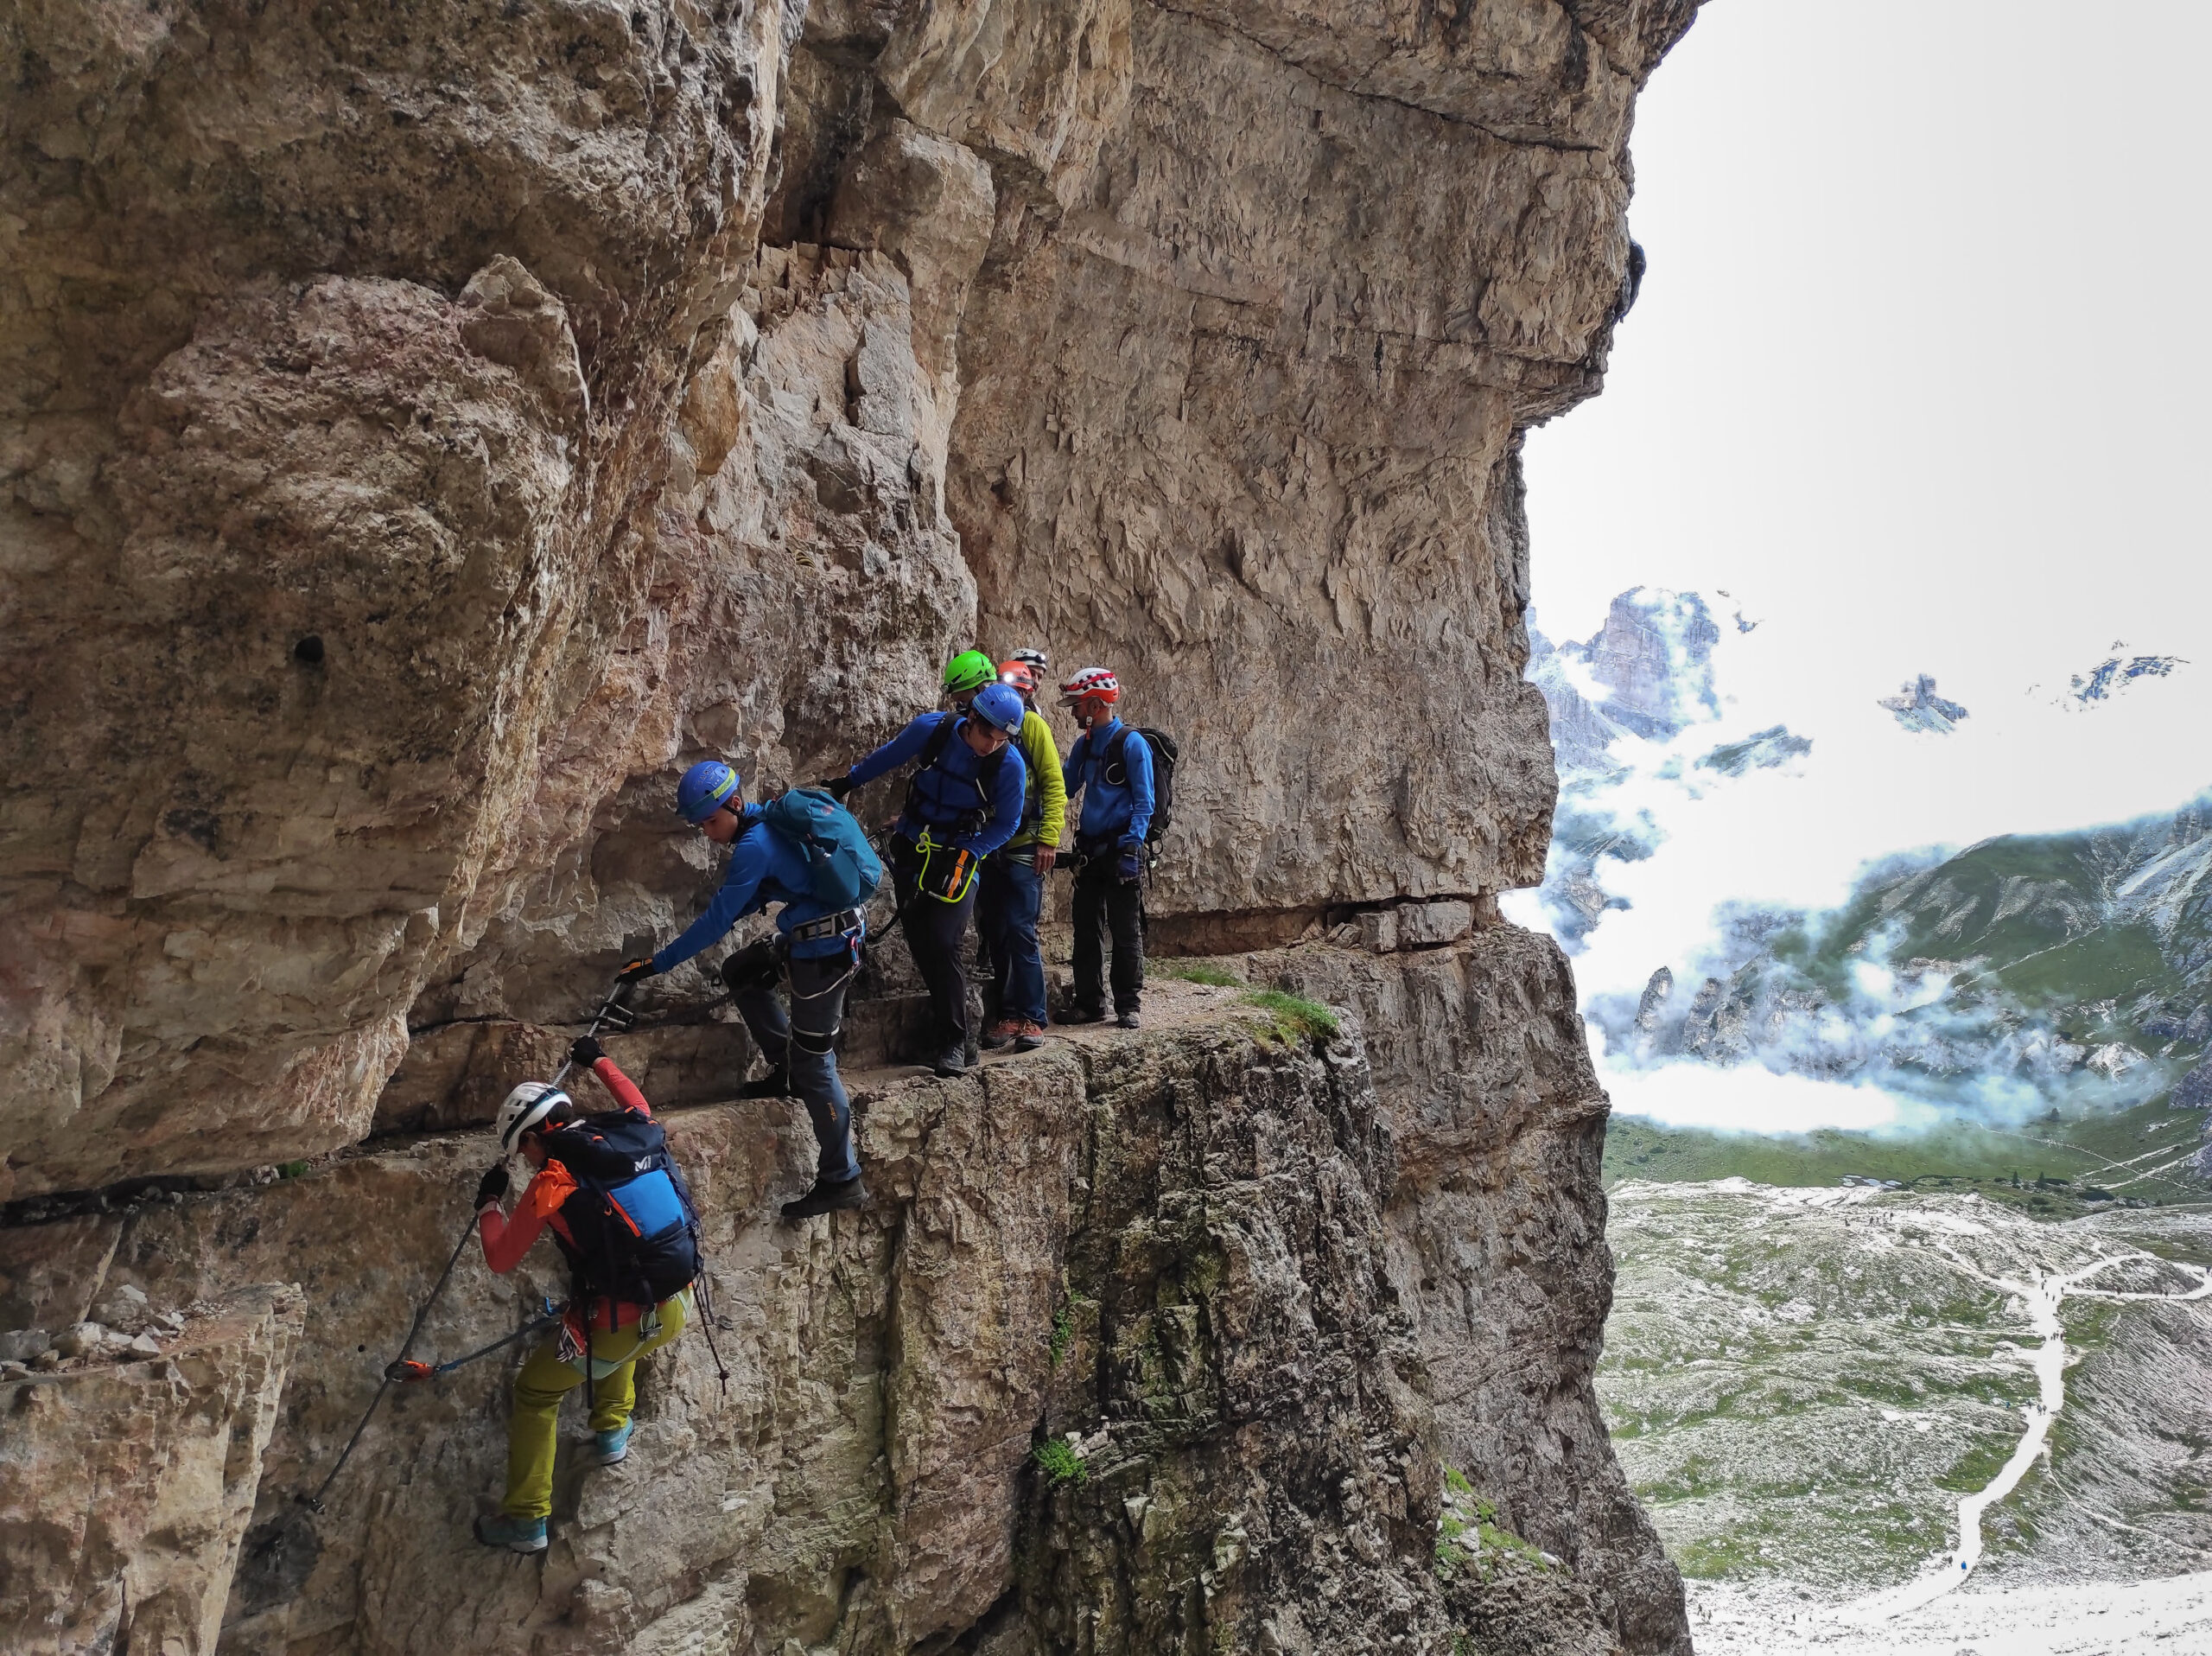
760;788;884;909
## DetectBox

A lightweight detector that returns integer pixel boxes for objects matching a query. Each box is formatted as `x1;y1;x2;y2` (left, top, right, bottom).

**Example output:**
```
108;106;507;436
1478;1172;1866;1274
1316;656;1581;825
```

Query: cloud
1509;589;2209;1137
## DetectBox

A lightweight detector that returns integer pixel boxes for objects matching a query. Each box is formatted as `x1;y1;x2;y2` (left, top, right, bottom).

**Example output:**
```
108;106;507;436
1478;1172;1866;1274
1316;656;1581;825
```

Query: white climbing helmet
497;1081;569;1152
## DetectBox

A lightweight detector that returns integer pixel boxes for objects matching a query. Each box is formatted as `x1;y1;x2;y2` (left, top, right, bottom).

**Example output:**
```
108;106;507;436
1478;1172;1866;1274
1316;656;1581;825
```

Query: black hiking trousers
892;836;977;1055
1072;857;1145;1016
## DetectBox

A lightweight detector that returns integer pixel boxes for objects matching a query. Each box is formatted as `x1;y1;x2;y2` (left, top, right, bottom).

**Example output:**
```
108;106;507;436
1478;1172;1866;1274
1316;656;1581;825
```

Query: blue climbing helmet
970;682;1026;737
677;760;742;824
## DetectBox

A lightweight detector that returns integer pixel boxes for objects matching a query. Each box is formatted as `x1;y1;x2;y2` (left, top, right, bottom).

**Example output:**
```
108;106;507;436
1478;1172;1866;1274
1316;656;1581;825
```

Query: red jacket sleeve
478;1161;575;1275
589;1054;652;1118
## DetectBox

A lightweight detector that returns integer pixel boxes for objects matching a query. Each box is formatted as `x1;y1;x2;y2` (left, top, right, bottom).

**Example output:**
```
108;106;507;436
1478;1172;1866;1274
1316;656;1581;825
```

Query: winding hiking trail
1852;1245;2212;1623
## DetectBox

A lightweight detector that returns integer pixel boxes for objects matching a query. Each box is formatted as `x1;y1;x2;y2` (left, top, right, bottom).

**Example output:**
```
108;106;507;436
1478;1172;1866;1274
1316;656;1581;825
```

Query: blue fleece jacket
652;809;863;971
845;711;1027;857
1063;718;1154;847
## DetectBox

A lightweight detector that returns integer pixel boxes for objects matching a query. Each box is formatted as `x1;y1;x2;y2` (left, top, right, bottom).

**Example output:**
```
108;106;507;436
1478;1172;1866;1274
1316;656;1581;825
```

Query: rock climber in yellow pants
501;1287;688;1531
471;1034;704;1552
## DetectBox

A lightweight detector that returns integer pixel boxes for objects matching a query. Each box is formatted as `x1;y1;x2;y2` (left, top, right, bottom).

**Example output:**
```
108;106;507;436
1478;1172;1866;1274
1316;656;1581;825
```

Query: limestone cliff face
7;1002;1574;1655
1;0;1697;1651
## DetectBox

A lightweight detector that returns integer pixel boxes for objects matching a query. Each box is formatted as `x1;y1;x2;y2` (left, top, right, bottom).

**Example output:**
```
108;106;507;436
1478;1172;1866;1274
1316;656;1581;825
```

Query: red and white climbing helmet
1058;666;1119;705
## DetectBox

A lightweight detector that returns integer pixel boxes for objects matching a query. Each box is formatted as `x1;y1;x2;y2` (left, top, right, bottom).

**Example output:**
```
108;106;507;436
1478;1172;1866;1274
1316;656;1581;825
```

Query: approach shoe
474;1513;548;1554
592;1421;633;1466
978;1017;1020;1050
737;1067;791;1099
780;1175;868;1221
1115;1010;1142;1030
930;1046;967;1078
1012;1020;1047;1054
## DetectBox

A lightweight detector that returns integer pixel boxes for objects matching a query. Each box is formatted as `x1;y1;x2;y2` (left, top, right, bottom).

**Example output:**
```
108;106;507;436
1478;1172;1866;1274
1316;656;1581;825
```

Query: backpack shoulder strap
1102;723;1135;786
917;712;957;772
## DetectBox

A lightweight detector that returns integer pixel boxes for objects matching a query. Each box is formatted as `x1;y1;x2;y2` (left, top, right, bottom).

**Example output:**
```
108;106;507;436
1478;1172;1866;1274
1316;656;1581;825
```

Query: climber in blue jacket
824;680;1028;1077
1058;667;1153;1029
613;761;868;1220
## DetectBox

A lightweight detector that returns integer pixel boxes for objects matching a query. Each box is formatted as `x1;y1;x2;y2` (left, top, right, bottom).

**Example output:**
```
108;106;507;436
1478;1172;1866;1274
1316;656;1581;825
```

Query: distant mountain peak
1697;725;1812;776
2065;652;2184;709
1879;674;1969;735
1527;589;1724;775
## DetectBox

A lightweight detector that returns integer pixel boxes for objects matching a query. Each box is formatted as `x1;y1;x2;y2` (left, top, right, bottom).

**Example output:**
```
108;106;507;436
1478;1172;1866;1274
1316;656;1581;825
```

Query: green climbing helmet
942;650;995;697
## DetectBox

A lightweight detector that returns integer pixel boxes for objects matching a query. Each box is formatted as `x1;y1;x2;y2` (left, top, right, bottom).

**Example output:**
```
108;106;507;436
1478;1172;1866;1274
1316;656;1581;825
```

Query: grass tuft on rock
1241;990;1340;1045
1160;961;1241;988
1434;1468;1551;1583
1033;1436;1088;1486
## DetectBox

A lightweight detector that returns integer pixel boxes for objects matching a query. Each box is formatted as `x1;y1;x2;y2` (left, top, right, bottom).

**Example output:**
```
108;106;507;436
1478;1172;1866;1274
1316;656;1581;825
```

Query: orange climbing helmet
998;659;1040;702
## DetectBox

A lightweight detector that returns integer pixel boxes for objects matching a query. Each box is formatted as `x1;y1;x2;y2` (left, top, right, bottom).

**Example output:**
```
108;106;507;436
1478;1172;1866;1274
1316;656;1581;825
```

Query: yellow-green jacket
1006;706;1068;851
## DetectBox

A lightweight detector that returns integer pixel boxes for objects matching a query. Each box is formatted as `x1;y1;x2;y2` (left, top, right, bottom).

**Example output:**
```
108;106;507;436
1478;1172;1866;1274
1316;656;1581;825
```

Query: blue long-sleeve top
845;711;1027;857
1063;718;1154;847
652;809;863;971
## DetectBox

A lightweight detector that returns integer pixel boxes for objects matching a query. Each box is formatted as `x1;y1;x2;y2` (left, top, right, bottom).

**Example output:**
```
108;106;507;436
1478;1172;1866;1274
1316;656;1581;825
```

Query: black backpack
1107;726;1178;856
542;1109;703;1308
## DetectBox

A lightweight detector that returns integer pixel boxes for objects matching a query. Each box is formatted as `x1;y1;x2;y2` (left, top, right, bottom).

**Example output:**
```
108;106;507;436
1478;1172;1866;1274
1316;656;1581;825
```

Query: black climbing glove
474;1165;509;1211
569;1035;605;1069
1117;845;1143;884
817;774;854;801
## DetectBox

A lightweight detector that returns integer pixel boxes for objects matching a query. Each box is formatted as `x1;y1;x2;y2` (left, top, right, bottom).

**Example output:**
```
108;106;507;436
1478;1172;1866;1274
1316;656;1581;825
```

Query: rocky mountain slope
1519;587;2212;1147
1598;796;2212;1139
0;2;1698;1651
1602;1180;2212;1653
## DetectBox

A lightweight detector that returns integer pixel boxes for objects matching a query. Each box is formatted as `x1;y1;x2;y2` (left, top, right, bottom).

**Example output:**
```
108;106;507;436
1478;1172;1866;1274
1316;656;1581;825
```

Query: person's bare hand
1033;843;1057;876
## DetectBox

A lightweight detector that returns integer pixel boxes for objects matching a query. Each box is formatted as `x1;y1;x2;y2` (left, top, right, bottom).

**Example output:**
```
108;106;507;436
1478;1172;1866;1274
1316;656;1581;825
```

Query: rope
403;1304;564;1380
787;963;856;1003
299;1212;475;1513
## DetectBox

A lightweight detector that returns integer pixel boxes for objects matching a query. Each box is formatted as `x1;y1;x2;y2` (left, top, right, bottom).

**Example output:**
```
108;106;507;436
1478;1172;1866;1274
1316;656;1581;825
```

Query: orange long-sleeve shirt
478;1055;660;1329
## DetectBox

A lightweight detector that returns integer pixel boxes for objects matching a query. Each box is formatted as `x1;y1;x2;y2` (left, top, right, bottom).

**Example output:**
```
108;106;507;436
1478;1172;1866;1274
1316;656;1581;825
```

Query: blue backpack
760;788;884;909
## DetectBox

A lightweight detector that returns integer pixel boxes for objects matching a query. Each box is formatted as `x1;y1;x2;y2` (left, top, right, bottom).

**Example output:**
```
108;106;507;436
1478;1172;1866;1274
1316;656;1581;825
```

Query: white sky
1513;0;2212;1134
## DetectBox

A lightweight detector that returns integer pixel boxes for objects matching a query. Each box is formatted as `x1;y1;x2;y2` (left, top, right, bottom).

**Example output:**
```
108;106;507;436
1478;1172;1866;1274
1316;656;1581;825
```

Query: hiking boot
978;1018;1019;1051
737;1067;791;1100
1012;1020;1046;1054
591;1421;633;1466
1116;1010;1142;1030
931;1046;967;1078
474;1513;548;1554
780;1175;868;1221
1066;1005;1107;1025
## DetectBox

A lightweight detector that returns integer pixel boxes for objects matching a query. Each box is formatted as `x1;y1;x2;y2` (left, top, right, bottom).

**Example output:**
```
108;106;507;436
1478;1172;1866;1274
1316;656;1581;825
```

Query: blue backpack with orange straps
542;1109;702;1306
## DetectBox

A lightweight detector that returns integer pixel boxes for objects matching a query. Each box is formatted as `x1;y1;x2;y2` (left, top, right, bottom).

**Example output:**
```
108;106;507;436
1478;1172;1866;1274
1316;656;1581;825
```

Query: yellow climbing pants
502;1290;688;1519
